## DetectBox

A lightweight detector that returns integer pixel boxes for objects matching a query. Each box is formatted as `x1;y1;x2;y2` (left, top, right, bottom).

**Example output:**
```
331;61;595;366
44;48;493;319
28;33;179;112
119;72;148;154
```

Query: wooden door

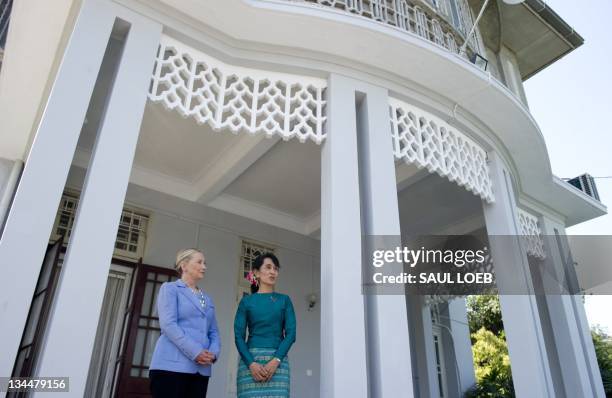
11;236;63;384
115;264;177;397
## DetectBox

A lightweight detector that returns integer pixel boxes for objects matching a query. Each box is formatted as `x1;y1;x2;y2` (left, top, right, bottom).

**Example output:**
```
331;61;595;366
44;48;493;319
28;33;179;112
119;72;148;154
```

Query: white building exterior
0;0;607;397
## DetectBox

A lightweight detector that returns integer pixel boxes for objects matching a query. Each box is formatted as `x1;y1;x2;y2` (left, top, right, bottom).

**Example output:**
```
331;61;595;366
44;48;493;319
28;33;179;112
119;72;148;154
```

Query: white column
448;298;476;395
0;0;116;382
32;6;161;397
482;152;557;398
355;82;414;397
570;294;607;398
538;217;605;398
320;73;368;398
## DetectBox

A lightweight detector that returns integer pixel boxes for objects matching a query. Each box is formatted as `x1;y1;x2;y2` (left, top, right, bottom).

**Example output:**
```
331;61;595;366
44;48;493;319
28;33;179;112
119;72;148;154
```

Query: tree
466;328;514;398
466;296;612;397
466;295;504;337
591;326;612;396
465;295;514;397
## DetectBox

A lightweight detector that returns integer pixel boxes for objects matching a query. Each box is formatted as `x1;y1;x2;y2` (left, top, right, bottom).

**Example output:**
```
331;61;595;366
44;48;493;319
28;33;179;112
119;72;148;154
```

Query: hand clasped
195;350;215;365
249;359;279;382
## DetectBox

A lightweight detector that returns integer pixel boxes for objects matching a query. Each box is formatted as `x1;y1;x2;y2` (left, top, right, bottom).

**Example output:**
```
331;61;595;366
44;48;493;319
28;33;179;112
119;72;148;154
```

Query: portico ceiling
136;101;248;182
398;173;484;237
76;99;323;235
76;97;457;236
222;139;321;219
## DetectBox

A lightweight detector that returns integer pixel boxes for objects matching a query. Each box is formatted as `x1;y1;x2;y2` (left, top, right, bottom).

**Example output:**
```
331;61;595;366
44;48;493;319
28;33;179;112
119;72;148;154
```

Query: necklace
190;287;207;309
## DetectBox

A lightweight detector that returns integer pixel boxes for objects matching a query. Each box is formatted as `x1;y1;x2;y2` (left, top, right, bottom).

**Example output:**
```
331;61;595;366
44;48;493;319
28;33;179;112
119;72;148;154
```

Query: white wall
0;0;80;161
66;166;321;398
499;45;529;106
483;45;504;84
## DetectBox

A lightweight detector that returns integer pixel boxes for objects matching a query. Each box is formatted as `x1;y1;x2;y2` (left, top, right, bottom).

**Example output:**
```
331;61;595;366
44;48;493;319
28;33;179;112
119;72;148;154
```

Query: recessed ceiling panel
134;101;245;182
223;139;321;218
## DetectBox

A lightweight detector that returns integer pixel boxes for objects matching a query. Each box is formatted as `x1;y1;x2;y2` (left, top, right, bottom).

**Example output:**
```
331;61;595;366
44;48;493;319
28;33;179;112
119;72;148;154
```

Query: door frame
226;285;251;396
114;263;177;397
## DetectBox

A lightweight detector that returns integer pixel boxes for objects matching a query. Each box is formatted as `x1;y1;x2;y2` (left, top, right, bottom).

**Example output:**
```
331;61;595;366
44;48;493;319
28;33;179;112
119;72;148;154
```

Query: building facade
0;0;607;397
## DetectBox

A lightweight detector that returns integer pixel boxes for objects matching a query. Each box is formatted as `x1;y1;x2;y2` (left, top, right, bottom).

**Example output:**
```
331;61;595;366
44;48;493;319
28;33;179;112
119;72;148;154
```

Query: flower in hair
246;270;258;286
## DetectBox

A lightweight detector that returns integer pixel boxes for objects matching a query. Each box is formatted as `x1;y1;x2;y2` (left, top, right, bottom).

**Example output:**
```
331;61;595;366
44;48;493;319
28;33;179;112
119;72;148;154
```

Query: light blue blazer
149;279;221;376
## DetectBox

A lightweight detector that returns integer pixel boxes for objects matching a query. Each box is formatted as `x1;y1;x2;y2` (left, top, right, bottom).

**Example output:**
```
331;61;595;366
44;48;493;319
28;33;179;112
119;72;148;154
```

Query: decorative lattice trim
518;209;546;259
389;97;494;202
148;36;327;144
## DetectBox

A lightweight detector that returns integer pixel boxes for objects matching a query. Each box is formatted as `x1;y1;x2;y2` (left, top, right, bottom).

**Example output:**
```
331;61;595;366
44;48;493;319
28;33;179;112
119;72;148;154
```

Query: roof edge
521;0;584;80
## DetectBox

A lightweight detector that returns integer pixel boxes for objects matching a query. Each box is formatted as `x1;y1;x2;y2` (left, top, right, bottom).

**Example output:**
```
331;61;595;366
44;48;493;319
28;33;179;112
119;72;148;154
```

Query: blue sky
523;0;611;332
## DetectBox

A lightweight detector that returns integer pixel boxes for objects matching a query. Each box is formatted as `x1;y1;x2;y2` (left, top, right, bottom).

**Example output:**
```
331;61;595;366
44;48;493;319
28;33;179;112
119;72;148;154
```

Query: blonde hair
175;248;203;275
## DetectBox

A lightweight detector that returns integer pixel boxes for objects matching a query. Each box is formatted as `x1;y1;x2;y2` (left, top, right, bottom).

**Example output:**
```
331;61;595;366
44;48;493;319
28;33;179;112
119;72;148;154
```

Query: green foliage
591;327;612;396
466;295;504;337
465;296;612;397
465;328;514;398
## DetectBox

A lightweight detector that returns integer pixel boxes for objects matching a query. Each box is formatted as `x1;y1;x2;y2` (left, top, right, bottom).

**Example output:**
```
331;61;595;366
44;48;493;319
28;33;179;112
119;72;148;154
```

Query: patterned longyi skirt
237;347;290;398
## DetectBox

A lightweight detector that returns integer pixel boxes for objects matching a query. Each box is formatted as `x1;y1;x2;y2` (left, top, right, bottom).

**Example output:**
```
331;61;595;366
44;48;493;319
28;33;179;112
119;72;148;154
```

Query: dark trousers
149;369;209;398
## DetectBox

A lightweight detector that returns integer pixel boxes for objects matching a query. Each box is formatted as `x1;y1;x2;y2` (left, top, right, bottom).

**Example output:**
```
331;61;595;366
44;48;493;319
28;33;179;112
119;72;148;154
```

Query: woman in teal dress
234;253;296;397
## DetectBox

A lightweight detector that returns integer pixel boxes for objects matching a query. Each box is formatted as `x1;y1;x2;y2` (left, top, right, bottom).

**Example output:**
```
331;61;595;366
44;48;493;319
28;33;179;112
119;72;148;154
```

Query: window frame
50;190;150;261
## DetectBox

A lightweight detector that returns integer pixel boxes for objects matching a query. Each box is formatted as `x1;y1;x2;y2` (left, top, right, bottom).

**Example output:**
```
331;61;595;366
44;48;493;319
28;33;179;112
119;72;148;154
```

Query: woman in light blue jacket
149;248;221;398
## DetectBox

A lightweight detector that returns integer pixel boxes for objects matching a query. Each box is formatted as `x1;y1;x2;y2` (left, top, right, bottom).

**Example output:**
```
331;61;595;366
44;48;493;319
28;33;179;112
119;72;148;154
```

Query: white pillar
32;5;161;397
320;73;368;398
0;0;116;382
482;152;557;398
355;82;414;397
569;294;607;398
538;217;605;398
448;298;476;395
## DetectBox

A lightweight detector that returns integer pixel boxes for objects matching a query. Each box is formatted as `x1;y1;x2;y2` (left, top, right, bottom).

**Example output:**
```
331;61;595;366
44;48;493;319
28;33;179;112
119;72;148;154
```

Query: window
12;238;63;380
0;0;13;51
432;328;447;398
431;303;447;397
114;210;149;259
238;239;276;288
422;0;480;53
51;191;149;260
52;192;79;240
431;303;441;325
448;0;462;32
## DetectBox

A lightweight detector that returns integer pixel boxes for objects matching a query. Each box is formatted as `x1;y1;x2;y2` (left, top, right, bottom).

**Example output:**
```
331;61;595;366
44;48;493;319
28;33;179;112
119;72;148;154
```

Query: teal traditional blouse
233;292;296;366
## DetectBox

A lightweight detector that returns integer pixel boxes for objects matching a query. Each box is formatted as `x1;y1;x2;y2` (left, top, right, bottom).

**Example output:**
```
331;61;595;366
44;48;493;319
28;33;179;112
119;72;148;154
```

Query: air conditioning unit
567;173;600;201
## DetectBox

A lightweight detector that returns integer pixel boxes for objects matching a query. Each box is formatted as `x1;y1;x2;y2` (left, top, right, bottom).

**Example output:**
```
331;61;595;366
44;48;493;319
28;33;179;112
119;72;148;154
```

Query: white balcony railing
292;0;480;57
